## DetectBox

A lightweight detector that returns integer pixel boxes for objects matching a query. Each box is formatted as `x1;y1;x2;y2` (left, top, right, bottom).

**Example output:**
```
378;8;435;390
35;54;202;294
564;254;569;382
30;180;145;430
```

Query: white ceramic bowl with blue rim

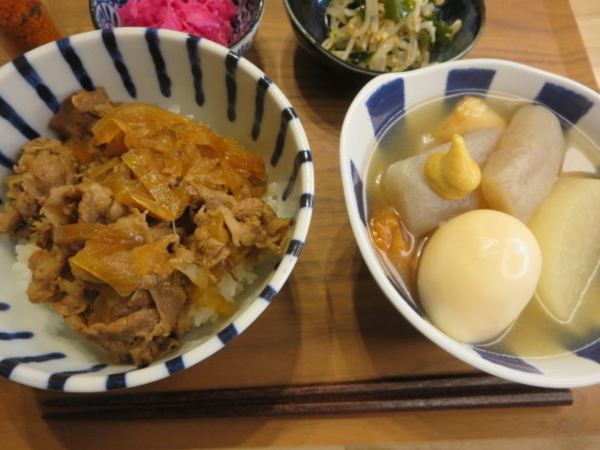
0;27;313;392
340;58;600;388
89;0;265;56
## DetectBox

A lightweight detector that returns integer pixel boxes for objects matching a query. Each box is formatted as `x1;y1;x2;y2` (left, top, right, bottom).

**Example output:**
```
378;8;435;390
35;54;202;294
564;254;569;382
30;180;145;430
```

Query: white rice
14;242;38;286
264;182;279;212
189;265;258;327
166;104;194;120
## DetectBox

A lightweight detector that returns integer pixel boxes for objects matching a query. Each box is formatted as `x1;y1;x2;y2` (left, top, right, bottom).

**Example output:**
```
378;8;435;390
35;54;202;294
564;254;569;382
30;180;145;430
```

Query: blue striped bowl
0;28;313;392
90;0;264;56
341;59;600;388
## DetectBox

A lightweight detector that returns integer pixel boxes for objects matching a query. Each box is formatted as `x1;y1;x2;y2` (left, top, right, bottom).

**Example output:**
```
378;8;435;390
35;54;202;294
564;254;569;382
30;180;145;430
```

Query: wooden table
1;0;600;448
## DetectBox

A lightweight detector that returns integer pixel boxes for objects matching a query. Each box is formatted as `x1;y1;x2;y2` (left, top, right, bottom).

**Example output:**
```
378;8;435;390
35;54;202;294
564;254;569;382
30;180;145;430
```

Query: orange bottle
0;0;62;57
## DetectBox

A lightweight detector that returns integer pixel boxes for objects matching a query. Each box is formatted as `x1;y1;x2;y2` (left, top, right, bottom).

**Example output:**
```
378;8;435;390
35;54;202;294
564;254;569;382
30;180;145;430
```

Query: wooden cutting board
0;0;599;448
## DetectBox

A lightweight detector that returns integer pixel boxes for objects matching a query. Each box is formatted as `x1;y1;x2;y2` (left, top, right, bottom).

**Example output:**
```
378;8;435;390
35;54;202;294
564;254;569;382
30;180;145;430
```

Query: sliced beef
67;284;185;366
49;88;113;139
191;222;231;269
222;198;290;253
189;184;235;210
0;203;23;236
149;279;187;330
0;138;77;237
129;335;180;366
188;195;290;273
18;138;78;190
42;182;119;227
112;209;152;243
87;289;153;326
27;247;69;304
66;306;170;365
51;278;90;317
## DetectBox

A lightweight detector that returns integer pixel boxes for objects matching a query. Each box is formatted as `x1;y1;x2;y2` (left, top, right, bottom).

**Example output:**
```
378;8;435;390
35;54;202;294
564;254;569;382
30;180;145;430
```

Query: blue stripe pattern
574;338;600;364
472;348;543;374
0;151;16;170
102;29;137;98
145;29;171;97
186;35;204;106
286;239;303;257
0;352;66;378
283;150;312;201
300;193;314;208
225;52;240;122
271;107;298;167
12;56;60;113
47;363;108;391
0;332;33;340
445;68;495;94
0;96;40;141
260;285;277;303
366;78;404;138
252;76;272;140
57;38;95;91
218;324;238;344
534;82;594;128
106;372;128;390
165;355;185;374
350;159;366;226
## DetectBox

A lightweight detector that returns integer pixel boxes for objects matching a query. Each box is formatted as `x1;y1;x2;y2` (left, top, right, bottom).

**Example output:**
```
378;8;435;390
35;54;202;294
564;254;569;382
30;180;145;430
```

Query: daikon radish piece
481;105;566;223
384;126;503;237
528;175;600;322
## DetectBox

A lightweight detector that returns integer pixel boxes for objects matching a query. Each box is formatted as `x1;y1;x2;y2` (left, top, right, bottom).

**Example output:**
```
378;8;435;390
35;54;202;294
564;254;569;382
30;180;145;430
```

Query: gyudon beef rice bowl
0;88;291;365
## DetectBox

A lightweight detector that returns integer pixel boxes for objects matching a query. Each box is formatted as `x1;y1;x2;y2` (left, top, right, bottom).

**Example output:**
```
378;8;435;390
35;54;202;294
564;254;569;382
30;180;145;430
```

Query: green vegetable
432;10;454;46
346;0;365;8
384;0;416;22
346;1;365;21
349;49;374;65
403;0;416;13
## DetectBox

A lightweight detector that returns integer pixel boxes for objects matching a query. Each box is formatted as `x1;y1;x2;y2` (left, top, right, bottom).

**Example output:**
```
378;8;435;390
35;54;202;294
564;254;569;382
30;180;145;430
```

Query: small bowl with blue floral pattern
0;27;313;392
89;0;264;55
341;58;600;388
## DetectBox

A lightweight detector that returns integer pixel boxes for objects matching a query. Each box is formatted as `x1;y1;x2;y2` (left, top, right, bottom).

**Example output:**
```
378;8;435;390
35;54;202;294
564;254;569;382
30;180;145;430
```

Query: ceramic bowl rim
340;57;600;388
282;0;486;78
0;27;314;392
88;0;266;49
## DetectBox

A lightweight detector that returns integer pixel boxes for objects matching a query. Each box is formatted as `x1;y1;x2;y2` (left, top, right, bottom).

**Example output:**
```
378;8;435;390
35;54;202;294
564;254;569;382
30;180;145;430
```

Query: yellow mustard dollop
424;134;481;200
432;96;507;144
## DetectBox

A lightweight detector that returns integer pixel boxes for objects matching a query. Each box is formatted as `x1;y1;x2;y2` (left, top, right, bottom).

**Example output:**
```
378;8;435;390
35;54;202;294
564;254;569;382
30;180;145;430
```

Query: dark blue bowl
283;0;486;80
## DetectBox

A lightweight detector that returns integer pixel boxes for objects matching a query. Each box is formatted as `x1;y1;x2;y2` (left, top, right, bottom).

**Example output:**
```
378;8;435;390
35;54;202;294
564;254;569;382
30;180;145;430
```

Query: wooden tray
0;0;598;448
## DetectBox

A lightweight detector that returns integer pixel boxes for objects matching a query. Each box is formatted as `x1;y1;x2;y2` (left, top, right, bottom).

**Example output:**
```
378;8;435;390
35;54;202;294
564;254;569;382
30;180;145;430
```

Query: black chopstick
42;373;573;421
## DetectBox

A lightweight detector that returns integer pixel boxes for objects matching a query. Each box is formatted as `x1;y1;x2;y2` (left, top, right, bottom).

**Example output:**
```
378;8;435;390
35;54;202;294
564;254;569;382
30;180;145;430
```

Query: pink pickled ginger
118;0;237;47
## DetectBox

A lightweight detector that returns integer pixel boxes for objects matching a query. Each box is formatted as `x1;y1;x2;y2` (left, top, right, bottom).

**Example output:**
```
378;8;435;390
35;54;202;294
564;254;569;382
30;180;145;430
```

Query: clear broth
366;91;600;359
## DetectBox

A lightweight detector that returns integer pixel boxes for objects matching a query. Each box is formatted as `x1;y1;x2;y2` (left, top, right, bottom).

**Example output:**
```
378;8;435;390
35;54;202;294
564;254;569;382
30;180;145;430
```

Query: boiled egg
418;209;542;344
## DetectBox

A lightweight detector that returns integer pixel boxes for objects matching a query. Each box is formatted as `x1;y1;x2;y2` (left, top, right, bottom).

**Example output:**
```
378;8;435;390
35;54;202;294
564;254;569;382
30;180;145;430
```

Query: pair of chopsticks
42;373;573;421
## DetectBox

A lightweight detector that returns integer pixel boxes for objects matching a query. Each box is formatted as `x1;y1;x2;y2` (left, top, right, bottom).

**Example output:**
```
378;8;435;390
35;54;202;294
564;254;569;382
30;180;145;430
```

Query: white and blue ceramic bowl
0;28;313;392
341;58;600;388
90;0;264;55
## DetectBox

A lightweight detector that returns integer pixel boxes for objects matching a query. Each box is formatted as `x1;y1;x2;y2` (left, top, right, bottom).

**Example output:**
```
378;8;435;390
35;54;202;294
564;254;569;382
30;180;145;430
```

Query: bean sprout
322;0;462;72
